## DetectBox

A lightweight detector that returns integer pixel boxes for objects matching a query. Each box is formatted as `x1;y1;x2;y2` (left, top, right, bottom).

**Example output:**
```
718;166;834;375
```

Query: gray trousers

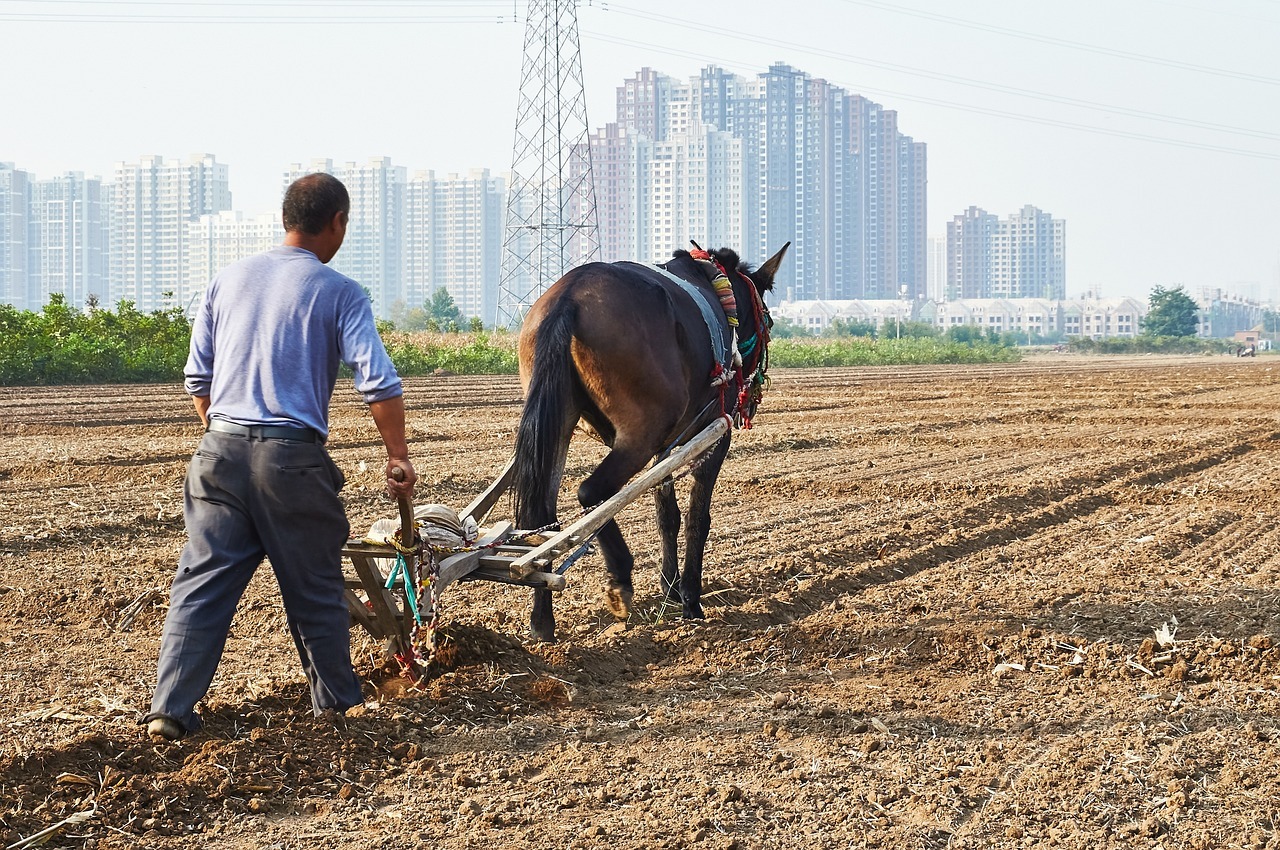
147;430;361;732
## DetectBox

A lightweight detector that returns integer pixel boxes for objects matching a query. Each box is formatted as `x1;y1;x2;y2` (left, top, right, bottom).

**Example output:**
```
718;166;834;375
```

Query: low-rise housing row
775;296;1147;339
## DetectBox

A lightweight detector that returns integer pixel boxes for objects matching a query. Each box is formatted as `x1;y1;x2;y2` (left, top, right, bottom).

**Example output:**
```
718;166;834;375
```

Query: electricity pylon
497;0;600;328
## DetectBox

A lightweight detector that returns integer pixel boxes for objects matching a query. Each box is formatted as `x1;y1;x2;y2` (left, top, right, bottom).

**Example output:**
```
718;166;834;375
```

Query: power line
2;0;510;4
836;0;1280;87
581;30;1280;162
1141;0;1280;26
0;0;511;21
0;12;505;21
598;3;1280;142
589;3;1280;149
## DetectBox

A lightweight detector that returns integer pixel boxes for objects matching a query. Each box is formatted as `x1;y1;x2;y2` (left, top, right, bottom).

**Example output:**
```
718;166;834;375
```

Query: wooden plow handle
390;466;417;547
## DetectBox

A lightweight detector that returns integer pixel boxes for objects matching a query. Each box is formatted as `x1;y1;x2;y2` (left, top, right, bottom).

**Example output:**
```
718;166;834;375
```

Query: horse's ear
755;242;790;289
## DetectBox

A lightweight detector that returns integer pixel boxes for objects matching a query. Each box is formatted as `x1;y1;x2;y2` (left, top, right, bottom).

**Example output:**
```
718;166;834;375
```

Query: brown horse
512;243;789;641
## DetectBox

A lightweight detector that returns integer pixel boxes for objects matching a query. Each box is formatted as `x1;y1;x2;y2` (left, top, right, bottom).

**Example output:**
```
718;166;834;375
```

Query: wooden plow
340;417;730;678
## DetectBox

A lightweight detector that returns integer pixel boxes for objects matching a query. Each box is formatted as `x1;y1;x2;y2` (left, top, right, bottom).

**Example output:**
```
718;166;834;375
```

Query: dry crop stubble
0;355;1278;849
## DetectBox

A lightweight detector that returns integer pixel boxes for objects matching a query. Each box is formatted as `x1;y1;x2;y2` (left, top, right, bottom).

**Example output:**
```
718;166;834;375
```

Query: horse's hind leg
530;588;556;643
653;481;682;602
578;445;651;621
681;435;730;620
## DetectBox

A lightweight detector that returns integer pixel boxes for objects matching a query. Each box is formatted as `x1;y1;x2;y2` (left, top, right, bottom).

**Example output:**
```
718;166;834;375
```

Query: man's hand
386;458;417;499
369;395;415;499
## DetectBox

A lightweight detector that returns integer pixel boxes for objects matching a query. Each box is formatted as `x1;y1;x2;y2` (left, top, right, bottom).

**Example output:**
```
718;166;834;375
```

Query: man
143;173;416;741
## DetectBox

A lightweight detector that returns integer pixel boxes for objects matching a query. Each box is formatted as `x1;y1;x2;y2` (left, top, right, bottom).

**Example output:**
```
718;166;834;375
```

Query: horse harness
652;249;773;432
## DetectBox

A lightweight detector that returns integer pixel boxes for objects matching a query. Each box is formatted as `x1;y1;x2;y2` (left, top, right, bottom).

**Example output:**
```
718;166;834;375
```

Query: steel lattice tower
497;0;599;328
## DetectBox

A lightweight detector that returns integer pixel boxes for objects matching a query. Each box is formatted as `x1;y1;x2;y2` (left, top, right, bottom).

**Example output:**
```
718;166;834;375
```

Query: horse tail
511;296;578;531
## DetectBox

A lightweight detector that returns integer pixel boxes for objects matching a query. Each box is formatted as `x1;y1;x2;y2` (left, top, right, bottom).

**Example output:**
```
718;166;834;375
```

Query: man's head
282;173;350;263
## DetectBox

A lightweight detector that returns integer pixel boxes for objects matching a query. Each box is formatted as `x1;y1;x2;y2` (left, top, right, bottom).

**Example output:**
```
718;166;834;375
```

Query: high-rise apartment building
590;123;650;264
947;205;1066;300
0;163;32;308
947;207;996;300
590;64;927;302
404;169;505;325
29;172;110;309
926;236;947;302
111;154;231;311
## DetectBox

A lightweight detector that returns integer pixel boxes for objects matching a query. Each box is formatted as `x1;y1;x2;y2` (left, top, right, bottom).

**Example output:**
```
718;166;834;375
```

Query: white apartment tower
644;128;746;263
404;169;505;325
0;163;31;308
590;123;650;264
948;205;1066;300
926;236;947;302
29;173;110;309
111;154;231;311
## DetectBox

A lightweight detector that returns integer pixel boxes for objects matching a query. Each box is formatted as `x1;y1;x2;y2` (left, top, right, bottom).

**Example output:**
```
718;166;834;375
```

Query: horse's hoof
683;604;706;620
605;582;634;620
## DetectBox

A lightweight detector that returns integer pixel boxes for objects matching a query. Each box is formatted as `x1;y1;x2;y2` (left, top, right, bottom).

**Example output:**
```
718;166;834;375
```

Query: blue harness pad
648;263;731;373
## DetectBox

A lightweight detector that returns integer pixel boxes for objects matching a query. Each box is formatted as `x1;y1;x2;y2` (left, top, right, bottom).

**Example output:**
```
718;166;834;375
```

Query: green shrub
770;336;1020;367
382;332;519;375
1067;336;1233;355
0;296;190;385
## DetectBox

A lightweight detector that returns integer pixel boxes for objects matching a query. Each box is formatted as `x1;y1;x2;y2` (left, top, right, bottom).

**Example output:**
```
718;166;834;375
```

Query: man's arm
192;395;211;428
369;395;416;498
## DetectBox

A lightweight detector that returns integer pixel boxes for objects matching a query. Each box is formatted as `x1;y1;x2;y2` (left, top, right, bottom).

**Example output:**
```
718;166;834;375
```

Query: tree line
0;284;1252;385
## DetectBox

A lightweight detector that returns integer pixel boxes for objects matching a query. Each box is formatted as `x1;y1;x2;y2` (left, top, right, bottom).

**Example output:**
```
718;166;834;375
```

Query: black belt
207;420;319;443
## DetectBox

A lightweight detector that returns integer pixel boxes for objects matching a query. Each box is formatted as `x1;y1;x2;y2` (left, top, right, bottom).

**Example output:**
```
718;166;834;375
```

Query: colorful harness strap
690;248;738;327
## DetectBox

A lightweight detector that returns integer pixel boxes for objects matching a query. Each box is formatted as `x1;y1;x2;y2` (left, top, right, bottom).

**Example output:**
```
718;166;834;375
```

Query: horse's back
522;261;694;367
519;260;714;449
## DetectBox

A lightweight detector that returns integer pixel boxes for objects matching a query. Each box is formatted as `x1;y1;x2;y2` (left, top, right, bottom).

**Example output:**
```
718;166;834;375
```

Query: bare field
1;356;1279;850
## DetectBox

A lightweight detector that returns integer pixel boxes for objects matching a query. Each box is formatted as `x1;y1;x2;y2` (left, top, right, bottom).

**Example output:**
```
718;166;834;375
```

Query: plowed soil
2;355;1279;850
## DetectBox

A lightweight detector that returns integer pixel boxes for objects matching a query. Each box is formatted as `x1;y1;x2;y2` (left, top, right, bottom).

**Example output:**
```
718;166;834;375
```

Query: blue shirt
184;245;402;440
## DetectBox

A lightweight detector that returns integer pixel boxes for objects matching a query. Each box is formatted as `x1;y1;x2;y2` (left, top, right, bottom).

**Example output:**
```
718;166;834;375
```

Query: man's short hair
282;173;350;235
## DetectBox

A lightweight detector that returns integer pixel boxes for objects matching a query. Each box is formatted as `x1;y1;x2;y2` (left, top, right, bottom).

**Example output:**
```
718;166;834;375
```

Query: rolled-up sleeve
184;286;215;397
337;288;403;404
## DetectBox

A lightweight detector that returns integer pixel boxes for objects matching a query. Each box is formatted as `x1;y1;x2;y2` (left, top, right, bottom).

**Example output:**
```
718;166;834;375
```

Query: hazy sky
2;0;1278;301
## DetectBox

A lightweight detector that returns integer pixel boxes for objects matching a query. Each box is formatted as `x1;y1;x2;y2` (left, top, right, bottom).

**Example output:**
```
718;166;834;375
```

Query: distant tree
1143;285;1199;337
878;318;938;340
1264;310;1280;341
945;325;984;344
387;299;407;330
823;318;876;338
769;315;810;338
468;316;485;333
387;299;431;331
887;320;939;340
429;287;464;327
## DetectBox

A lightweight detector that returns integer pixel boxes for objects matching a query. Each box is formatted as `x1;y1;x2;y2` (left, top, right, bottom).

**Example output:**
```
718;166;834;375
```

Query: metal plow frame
340;417;730;671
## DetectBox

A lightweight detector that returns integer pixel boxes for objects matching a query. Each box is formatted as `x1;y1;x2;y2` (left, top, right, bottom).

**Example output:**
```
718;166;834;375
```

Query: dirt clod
3;360;1279;849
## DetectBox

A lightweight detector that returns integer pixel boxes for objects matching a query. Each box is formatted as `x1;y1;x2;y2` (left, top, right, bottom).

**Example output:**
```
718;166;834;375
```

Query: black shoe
146;716;184;741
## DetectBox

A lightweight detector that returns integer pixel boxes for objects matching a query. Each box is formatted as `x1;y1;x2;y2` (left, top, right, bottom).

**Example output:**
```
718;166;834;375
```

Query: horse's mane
671;247;766;289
